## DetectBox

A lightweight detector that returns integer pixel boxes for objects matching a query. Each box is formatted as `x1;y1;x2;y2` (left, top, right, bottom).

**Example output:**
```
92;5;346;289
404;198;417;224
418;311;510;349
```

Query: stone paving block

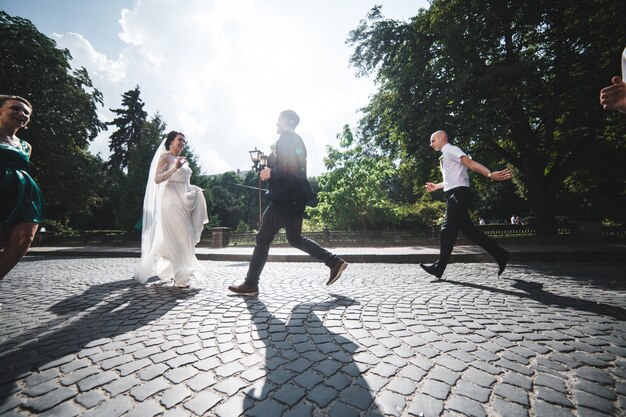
341;385;376;411
138;363;170;381
124;399;164;417
215;362;245;378
430;366;461;385
447;394;487;417
25;369;60;387
574;390;615;415
246;398;287;417
150;350;178;364
377;390;405;416
160;385;192;409
59;366;99;386
494;383;530;407
116;357;152;376
23;387;77;413
164;365;199;384
75;390;107;409
407;393;444;417
495;358;534;376
491;397;529;417
421;379;451;400
103;375;142;396
536;372;568;393
386;378;417;396
185;372;217;392
454;379;491;403
328;401;359;417
0;396;23;415
77;371;117;391
129;376;170;401
325;373;352;391
273;383;306;406
576;379;616;400
398;364;427;383
35;401;80;417
22;380;58;397
577;406;617;417
81;395;134;417
537;386;574;408
358;373;388;391
100;353;134;370
576;366;615;385
216;394;253;417
307;384;338;408
534;400;576;417
214;376;248;397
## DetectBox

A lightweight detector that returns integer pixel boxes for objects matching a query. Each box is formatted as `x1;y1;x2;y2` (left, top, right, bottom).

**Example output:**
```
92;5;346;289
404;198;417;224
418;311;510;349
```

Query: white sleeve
442;144;466;163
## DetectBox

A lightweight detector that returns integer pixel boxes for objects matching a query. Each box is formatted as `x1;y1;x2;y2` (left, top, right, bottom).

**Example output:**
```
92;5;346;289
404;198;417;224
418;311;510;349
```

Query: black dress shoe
420;263;443;279
497;251;509;276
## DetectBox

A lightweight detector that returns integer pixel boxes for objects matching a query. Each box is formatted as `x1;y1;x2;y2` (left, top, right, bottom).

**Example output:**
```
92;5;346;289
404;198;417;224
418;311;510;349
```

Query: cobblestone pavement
0;257;625;417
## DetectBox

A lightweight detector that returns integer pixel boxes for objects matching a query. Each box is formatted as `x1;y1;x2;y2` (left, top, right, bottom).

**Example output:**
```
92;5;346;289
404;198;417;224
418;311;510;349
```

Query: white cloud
51;0;425;176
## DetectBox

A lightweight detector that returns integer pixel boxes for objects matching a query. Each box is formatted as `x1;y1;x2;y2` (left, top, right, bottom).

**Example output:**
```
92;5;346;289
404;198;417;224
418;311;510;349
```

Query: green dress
0;139;45;224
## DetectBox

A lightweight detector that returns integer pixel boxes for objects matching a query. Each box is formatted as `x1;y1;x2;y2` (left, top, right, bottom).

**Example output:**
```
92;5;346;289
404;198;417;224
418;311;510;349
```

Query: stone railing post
209;227;231;248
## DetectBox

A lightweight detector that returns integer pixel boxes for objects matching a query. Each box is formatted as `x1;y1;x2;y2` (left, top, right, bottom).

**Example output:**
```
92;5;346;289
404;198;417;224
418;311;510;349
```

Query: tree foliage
0;12;107;222
348;1;626;233
308;125;444;230
107;86;147;172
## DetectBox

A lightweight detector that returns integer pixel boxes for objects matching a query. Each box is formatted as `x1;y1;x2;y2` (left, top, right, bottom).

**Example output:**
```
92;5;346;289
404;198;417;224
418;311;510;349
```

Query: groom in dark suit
228;110;347;296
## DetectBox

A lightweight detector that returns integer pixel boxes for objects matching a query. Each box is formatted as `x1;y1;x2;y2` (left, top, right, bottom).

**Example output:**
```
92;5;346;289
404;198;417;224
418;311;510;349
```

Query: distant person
510;214;516;225
420;130;511;279
228;110;347;296
0;95;44;281
479;217;485;226
134;131;208;288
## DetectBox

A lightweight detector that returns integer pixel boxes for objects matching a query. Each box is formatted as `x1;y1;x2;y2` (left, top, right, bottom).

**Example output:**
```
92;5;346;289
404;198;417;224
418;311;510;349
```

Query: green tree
309;125;401;230
113;114;166;230
107;86;147;172
348;1;626;234
208;171;248;229
0;12;107;223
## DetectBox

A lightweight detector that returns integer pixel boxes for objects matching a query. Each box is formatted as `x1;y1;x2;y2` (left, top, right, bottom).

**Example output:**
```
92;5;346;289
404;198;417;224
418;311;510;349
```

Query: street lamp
249;147;266;227
249;147;262;170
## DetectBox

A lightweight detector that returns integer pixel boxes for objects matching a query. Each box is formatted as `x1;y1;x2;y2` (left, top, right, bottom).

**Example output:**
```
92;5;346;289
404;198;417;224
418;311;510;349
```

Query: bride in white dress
134;131;209;287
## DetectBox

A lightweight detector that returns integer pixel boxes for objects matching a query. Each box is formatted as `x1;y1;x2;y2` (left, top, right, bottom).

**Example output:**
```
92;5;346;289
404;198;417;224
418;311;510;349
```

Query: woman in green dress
0;95;44;280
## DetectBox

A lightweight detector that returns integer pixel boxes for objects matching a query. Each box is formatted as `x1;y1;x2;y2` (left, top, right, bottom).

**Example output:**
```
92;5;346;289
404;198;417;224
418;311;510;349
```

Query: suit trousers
433;187;506;274
245;201;338;287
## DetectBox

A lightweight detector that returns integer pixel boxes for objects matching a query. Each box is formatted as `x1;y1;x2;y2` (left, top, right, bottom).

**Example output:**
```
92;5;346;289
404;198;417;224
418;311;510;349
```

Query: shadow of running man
241;294;384;417
0;279;198;414
441;278;626;321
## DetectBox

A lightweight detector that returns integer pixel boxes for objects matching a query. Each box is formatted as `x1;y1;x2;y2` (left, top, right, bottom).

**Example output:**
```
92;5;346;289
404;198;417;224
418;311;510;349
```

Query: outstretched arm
600;76;626;114
424;181;444;193
460;156;512;181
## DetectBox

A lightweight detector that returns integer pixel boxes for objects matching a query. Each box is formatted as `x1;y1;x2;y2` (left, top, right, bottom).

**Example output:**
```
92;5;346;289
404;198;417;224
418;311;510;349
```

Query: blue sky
1;0;429;175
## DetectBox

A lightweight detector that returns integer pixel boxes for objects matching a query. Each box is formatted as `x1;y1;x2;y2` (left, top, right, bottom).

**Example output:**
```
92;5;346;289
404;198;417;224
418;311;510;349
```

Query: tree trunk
523;163;558;236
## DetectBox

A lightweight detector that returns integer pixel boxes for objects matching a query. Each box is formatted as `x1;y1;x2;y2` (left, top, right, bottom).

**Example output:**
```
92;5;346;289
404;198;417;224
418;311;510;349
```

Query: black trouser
433;187;506;273
245;201;339;287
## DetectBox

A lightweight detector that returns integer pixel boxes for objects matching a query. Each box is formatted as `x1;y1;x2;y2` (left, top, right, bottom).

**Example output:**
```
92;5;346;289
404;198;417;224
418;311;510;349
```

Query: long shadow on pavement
242;294;384;417
440;278;626;321
0;279;196;413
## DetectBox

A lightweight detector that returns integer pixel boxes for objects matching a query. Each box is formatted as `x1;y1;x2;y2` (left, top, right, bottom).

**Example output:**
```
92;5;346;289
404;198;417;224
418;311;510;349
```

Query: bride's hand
175;157;187;168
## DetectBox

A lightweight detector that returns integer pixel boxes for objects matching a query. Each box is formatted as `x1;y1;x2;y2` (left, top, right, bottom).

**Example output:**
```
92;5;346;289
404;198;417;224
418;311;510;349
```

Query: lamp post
249;147;266;227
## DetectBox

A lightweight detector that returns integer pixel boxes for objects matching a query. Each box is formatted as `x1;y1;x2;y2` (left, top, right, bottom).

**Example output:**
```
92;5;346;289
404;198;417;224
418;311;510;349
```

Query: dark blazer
266;131;311;203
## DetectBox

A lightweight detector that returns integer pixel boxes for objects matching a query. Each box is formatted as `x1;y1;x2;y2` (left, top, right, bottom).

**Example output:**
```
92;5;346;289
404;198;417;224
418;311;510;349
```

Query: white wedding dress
135;144;209;286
